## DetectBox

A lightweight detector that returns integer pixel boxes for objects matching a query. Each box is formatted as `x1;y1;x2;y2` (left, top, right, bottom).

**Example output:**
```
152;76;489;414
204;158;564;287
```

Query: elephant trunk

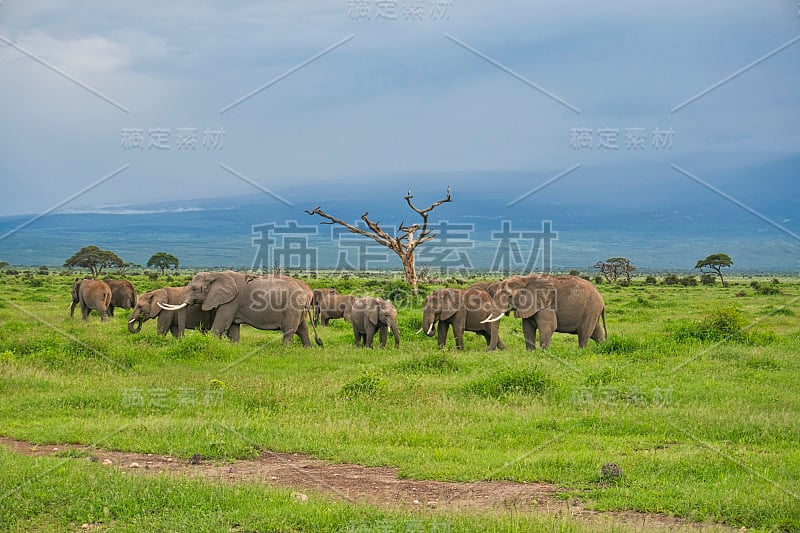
391;321;401;347
421;310;436;337
127;308;143;333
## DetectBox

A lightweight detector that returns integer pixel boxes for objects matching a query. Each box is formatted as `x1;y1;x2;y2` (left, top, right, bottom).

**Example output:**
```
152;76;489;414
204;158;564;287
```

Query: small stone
189;453;202;465
426;500;438;507
413;499;421;505
270;476;278;480
292;492;308;502
167;458;174;462
81;524;90;531
90;456;99;463
102;459;113;465
129;462;140;468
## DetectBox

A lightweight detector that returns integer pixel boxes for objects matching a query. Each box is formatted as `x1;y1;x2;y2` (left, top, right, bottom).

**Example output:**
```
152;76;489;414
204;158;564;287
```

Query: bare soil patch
1;437;731;532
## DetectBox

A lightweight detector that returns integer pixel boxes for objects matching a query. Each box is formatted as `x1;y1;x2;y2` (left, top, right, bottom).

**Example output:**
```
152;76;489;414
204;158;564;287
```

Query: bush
569;269;580;276
672;303;748;342
594;276;603;285
645;276;657;285
339;372;387;399
750;281;780;295
5;269;19;276
663;273;678;285
679;276;697;287
399;353;460;373
594;334;639;354
700;274;716;285
735;291;746;297
617;279;631;287
463;368;550;399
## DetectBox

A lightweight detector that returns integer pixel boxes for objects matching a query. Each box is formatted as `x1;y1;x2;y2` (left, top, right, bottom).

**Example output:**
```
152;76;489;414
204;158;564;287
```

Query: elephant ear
204;273;237;311
513;279;555;319
367;300;380;326
343;296;354;322
438;291;461;322
148;291;164;317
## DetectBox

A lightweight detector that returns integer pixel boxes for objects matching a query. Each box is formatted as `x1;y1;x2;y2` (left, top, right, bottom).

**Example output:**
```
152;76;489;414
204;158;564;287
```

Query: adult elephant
127;287;214;337
104;278;137;317
467;280;502;299
70;278;111;322
159;271;322;346
421;288;505;351
496;274;606;349
311;288;339;325
316;292;354;326
346;297;400;348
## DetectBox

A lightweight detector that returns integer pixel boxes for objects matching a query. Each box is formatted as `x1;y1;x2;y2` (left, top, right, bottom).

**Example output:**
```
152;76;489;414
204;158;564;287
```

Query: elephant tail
601;307;607;338
306;305;323;347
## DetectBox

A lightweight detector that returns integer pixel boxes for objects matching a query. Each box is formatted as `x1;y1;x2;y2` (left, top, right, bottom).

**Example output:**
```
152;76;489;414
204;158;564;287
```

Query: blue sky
0;1;798;217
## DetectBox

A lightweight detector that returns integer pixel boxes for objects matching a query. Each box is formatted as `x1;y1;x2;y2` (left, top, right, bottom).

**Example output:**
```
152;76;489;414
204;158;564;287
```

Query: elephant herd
71;271;607;351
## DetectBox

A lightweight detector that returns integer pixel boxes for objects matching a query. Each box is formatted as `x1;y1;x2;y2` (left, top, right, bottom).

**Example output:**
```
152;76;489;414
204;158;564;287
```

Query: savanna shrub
679;276;697;287
594;276;603;285
645;276;657;285
399;352;460;373
663;273;678;285
672;303;747;342
594;334;639;354
464;368;551;399
339;372;387;399
700;274;716;285
617;279;631;287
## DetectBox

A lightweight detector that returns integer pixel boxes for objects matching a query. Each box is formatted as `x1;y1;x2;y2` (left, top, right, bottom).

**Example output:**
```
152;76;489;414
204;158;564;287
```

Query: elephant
421;288;506;351
467;281;502;299
159;271;322;346
311;288;340;325
345;297;400;348
495;274;606;349
70;278;111;322
316;292;354;326
127;287;214;337
104;278;137;317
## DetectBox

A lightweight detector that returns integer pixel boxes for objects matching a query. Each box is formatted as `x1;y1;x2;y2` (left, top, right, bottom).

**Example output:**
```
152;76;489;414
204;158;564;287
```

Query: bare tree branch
305;207;392;247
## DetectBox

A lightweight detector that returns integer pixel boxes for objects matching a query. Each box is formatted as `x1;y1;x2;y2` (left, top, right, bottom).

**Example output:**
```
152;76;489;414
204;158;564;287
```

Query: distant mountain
0;188;797;272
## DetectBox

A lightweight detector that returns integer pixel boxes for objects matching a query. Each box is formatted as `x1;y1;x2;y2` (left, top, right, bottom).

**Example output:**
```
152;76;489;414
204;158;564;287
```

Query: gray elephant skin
104;278;138;317
127;287;214;337
496;274;606;349
422;288;506;351
161;271;322;346
70;278;112;322
345;297;400;348
311;288;338;325
316;292;354;326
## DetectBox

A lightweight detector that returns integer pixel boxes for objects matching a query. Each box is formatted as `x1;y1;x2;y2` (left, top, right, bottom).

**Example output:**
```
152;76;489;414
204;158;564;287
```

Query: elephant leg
70;301;78;318
211;306;236;339
108;305;115;317
352;325;361;347
228;323;241;343
378;325;388;348
321;315;330;326
157;312;172;336
81;303;89;321
453;323;465;350
522;318;537;350
293;318;311;347
437;322;449;349
591;321;605;344
169;324;180;338
365;324;376;348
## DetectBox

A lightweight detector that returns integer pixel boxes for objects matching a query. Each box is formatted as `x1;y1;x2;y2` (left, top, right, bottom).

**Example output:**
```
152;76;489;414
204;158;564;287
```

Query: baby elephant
421;288;505;351
346;297;400;348
70;278;112;322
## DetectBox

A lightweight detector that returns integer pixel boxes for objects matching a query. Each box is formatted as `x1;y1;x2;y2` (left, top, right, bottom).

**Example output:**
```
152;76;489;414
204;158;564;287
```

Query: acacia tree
147;252;180;276
306;188;452;294
64;246;124;278
695;253;732;287
593;257;635;283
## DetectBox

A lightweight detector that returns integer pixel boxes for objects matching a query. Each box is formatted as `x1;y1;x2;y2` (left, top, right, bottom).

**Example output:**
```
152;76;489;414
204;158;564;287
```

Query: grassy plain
0;272;798;532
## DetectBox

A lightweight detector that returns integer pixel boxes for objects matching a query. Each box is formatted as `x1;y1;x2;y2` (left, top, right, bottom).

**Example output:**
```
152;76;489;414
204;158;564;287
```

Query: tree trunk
401;251;418;295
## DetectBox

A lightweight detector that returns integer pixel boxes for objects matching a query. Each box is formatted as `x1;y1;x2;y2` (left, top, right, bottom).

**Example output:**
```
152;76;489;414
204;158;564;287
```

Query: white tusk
158;302;188;311
416;328;424;334
481;313;503;323
427;323;434;335
128;317;137;324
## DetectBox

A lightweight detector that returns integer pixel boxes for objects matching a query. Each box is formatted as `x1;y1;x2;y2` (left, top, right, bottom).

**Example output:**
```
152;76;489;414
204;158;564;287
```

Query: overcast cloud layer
0;1;798;216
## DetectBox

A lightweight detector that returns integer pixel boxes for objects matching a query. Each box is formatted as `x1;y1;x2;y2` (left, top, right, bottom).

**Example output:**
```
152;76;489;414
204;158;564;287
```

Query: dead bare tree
305;187;452;293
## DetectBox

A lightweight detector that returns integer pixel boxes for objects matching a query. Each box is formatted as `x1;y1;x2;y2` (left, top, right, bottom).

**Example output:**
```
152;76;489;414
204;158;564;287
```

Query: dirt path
1;437;731;532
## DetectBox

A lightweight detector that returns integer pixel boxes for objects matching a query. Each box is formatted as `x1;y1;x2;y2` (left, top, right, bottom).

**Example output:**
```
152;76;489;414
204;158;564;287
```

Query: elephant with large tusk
421;288;506;351
495;274;606;349
160;271;322;346
127;286;214;337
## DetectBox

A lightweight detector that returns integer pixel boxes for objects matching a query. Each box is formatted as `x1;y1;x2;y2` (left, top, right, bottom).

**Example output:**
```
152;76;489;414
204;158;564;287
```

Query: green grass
1;273;799;531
